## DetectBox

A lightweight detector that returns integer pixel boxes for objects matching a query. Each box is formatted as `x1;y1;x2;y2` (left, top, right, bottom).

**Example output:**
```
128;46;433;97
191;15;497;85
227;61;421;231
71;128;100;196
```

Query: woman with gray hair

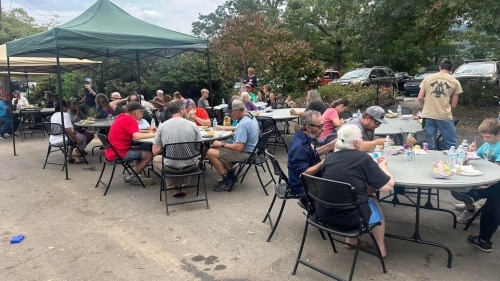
318;124;394;258
240;91;258;112
290;89;328;117
94;93;115;118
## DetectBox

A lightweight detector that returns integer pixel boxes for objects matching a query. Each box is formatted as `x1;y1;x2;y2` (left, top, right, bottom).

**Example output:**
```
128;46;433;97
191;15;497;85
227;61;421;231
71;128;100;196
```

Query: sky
8;0;226;36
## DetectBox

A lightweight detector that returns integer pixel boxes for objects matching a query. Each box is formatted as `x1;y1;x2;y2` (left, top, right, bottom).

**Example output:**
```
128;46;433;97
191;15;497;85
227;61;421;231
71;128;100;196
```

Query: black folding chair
42;122;88;171
230;130;275;195
156;141;208;215
256;115;288;153
386;106;412;115
94;133;147;196
338;110;352;120
19;108;45;141
293;174;387;281
262;149;301;241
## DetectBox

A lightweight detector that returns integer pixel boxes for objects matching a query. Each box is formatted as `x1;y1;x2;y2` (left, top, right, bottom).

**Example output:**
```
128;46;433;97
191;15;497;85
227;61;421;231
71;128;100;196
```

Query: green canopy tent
6;0;211;179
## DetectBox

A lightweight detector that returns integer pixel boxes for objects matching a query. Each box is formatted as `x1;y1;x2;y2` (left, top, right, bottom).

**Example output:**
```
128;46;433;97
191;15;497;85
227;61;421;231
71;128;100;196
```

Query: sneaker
467;235;492;252
450;191;475;205
0;134;6;139
6;133;18;137
455;202;482;211
457;207;479;224
213;182;231;192
131;176;155;186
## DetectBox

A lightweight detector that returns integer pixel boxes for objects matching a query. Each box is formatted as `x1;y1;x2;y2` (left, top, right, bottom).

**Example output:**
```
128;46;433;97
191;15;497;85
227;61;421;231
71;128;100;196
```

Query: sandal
344;241;371;250
74;158;85;164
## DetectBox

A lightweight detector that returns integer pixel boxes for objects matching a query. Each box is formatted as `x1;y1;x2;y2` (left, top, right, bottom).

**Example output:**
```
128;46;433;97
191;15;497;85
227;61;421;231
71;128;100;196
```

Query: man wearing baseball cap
346;106;391;151
81;78;98;113
185;98;210;126
207;99;259;192
105;101;156;185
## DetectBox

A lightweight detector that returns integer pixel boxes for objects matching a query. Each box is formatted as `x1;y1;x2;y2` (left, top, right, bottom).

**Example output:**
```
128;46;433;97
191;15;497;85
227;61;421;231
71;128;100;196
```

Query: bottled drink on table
447;146;456;169
222;98;225;104
212;118;217;128
151;118;156;128
456;146;465;165
383;135;391;157
397;105;402;117
357;109;361;118
373;145;381;162
461;139;469;152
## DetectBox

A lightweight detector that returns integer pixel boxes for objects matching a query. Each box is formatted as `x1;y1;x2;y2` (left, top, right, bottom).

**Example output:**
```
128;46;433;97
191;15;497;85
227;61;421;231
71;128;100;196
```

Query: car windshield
454;63;495;75
342;69;369;79
413;73;433;80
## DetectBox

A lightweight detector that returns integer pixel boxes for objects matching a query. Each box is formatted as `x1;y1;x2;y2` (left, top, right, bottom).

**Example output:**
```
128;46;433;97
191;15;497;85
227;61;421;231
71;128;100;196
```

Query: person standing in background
243;67;258;87
81;78;98;113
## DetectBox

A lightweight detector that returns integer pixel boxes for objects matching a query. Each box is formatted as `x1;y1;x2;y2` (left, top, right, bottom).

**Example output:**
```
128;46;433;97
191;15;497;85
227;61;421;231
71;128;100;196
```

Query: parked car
403;72;434;97
330;66;396;88
452;60;500;84
319;69;341;85
394;72;410;93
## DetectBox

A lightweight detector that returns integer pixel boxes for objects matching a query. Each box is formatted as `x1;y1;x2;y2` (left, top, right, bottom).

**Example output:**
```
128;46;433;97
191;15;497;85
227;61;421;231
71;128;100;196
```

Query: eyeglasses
308;123;324;129
368;115;382;126
100;100;108;104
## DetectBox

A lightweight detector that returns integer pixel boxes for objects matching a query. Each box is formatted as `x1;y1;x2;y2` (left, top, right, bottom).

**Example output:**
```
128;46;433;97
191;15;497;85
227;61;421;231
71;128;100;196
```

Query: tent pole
206;49;213;106
49;75;52;89
25;73;29;100
7;56;17;156
56;48;70;180
136;51;141;103
100;63;104;93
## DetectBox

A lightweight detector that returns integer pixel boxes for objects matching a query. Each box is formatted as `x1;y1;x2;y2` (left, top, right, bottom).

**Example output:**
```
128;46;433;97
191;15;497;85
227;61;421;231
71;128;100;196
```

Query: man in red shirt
105;101;156;184
185;98;210;126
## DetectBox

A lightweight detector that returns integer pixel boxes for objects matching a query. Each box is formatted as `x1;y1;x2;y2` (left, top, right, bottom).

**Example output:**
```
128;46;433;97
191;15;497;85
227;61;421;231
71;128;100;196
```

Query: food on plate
414;145;421;149
456;167;463;174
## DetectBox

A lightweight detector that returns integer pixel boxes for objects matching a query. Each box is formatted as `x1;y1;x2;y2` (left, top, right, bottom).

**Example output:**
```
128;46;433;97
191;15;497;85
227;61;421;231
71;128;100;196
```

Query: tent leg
56;47;70;180
7;56;17;156
136;51;141;101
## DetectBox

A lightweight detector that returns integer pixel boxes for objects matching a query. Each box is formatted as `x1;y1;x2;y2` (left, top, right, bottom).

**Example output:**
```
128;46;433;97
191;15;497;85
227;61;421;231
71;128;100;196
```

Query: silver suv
452;60;500;84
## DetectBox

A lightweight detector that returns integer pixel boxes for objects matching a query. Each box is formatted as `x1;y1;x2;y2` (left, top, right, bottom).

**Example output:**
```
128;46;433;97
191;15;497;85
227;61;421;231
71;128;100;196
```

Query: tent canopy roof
6;0;208;61
0;44;100;73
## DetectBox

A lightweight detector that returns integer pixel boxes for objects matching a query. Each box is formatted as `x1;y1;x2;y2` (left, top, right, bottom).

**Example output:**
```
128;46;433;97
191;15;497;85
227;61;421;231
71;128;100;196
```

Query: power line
12;0;57;21
25;0;57;17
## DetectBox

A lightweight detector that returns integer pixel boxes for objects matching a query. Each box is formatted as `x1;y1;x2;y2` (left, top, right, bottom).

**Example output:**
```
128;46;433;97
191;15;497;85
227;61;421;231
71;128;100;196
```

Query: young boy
450;118;500;252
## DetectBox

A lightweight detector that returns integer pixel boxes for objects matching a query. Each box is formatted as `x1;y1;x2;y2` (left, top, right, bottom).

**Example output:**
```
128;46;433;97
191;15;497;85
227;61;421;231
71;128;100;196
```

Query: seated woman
68;101;94;149
241;92;258;112
319;98;349;141
285;95;295;108
94;94;115;118
319;124;394;258
263;84;275;107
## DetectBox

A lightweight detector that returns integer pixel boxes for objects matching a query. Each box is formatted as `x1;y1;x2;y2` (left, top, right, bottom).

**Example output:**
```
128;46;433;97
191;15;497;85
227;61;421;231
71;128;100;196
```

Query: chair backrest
256;130;273;152
387;106;412;115
97;133;124;162
300;174;358;209
162;141;203;161
19;108;42;118
256;116;275;133
413;131;435;150
265;149;291;185
274;95;286;109
338;110;352;120
43;122;64;137
393;133;404;146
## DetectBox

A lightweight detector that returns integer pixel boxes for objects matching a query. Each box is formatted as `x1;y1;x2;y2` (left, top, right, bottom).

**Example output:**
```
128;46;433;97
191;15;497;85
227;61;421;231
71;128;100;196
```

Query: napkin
388;110;394;114
414;149;428;155
433;160;452;178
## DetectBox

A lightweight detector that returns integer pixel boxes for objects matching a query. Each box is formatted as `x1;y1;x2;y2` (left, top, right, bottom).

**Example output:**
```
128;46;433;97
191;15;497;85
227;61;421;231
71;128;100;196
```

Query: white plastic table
135;130;233;143
382;150;500;268
374;117;423;136
259;108;306;121
73;118;114;129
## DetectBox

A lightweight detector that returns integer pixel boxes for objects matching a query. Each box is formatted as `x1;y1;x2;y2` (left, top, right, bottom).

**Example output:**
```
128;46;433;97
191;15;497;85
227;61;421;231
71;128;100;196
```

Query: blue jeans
424;118;456;149
0;116;20;135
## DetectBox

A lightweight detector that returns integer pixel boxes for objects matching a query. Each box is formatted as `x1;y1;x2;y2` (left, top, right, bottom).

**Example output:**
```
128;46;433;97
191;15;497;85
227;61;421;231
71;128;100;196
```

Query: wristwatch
221;141;225;148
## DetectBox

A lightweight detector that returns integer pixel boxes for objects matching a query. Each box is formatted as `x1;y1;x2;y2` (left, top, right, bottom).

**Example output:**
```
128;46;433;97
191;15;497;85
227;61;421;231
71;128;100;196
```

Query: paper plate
451;168;483;176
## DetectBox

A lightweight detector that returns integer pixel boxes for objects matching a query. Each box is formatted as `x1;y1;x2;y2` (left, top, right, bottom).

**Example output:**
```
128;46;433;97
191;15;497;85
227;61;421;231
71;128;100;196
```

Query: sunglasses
308;123;324;129
368;115;382;126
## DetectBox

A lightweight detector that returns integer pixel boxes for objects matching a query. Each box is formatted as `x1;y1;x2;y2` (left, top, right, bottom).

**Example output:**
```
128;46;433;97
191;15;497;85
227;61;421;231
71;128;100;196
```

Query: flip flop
172;191;187;197
344;241;371;250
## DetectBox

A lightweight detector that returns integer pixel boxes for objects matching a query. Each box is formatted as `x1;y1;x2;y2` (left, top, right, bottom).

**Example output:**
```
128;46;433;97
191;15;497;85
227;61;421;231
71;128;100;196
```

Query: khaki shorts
219;148;250;164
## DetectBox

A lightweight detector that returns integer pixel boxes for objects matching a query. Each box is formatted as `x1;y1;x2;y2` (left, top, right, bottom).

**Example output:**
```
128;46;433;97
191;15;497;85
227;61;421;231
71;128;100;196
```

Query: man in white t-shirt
50;100;87;164
12;90;29;107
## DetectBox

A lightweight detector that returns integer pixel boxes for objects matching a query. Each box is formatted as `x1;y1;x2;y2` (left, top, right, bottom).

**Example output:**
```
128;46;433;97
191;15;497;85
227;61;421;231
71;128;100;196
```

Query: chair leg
348;237;362;281
103;164;117;196
464;206;483;231
318;229;327;240
202;173;209;210
95;162;107;187
254;165;269;196
326;233;338;253
263;194;278;224
292;219;310;275
43;144;52;169
239;164;253;183
369;232;388;274
228;164;244;192
266;197;288;242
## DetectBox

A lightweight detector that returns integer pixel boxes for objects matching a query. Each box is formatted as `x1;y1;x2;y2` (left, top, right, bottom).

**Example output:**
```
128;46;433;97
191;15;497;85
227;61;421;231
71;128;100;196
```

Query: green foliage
318;84;394;110
0;8;56;44
457;80;500;106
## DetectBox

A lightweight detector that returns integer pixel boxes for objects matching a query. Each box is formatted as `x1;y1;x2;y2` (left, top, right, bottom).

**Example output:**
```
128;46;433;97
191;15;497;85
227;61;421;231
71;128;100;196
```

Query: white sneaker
455;202;482;211
457;207;479;224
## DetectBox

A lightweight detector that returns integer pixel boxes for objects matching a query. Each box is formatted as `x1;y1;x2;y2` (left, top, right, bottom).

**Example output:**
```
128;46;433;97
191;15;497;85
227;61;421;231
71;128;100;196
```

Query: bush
318;84;394;111
458;80;500;106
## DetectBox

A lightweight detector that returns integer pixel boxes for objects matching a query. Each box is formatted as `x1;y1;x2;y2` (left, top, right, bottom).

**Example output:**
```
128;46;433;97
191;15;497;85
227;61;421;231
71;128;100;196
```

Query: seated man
207;100;260;191
0;93;21;139
44;91;57;108
49;100;87;164
152;100;202;196
12;90;29;107
105;101;156;185
185;98;210;126
288;110;336;205
346;106;392;152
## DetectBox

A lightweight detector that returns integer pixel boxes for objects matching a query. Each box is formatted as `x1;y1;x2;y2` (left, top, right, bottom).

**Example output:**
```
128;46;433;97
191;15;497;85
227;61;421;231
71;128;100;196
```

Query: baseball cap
125;101;145;112
84;78;92;83
111;92;122;99
184;98;196;107
365;106;387;124
13;90;20;94
224;99;245;114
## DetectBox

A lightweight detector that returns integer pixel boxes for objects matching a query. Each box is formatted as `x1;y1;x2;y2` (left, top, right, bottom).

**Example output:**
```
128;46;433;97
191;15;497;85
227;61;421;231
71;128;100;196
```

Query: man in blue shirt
288;110;336;203
0;93;21;139
80;78;98;113
207;99;260;192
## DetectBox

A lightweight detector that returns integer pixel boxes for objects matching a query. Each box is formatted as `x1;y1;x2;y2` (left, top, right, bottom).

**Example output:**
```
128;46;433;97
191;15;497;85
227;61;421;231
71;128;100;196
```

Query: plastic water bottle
498;112;500;121
373;145;381;162
383;135;391;157
447;146;456;169
357;109;361;118
456;146;465;165
151;118;156;128
397;105;402;117
461;139;469;152
222;98;225;104
212;118;217;128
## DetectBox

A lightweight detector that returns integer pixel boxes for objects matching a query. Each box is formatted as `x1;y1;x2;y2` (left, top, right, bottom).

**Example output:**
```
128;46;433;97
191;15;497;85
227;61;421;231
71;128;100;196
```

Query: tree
0;8;57;44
